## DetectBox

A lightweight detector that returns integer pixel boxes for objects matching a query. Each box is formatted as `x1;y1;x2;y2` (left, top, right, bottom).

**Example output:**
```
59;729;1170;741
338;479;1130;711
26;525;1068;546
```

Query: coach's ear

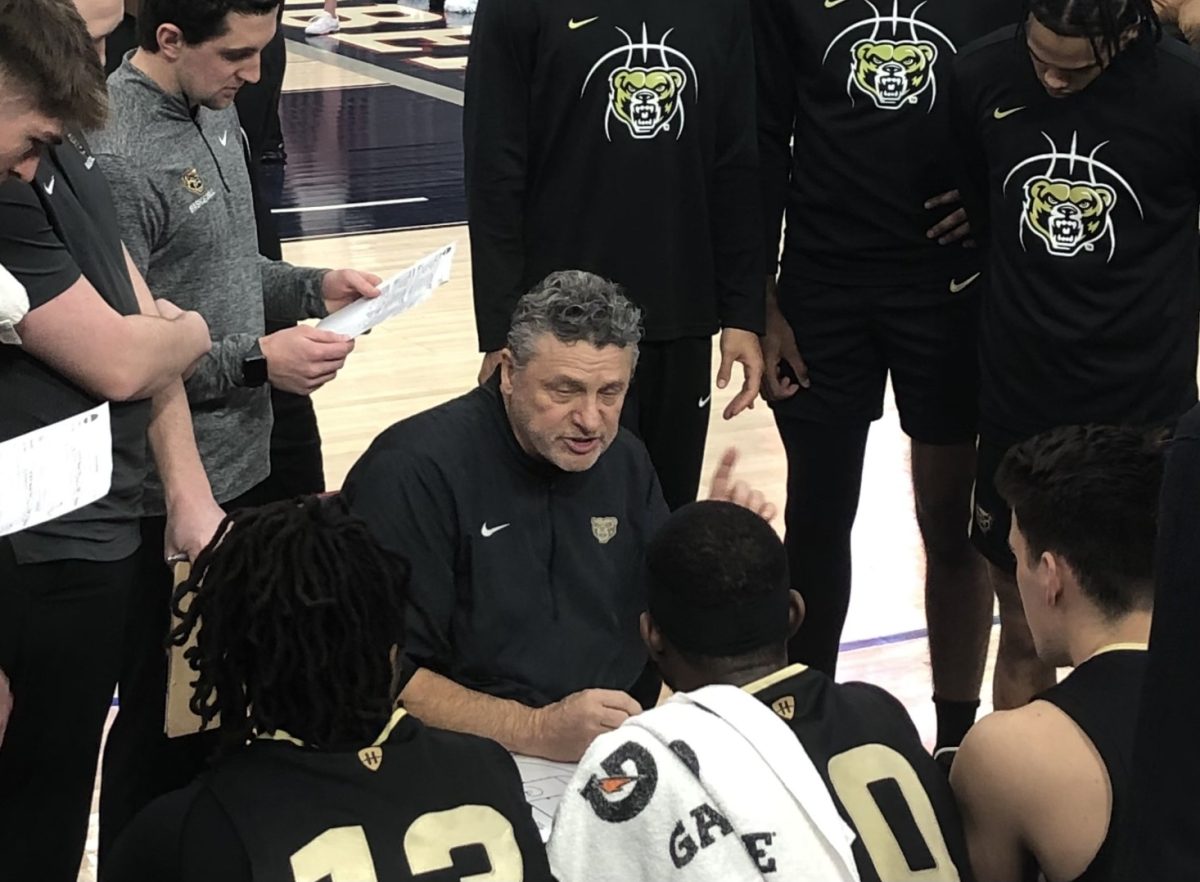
640;611;666;660
786;590;806;639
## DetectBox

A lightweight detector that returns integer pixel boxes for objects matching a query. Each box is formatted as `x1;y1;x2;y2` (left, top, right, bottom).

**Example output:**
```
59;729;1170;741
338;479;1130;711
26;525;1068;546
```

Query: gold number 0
290;806;524;882
827;744;961;882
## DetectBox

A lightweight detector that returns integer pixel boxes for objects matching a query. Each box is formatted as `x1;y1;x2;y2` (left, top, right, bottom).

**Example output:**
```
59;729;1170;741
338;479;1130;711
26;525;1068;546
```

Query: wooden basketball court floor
77;4;1000;876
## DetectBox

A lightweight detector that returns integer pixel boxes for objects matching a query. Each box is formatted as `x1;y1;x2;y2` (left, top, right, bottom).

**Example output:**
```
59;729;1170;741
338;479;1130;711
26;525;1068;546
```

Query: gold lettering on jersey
591;517;618;544
181;168;205;196
358;747;383;771
770;696;795;721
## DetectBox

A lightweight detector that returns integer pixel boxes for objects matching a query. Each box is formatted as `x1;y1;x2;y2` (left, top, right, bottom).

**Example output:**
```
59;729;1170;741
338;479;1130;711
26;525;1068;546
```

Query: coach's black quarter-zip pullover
343;376;670;708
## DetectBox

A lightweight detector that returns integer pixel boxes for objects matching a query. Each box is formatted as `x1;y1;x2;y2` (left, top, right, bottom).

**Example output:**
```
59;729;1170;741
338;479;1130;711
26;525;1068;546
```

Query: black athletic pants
98;485;272;863
620;337;713;511
0;541;136;882
774;418;871;677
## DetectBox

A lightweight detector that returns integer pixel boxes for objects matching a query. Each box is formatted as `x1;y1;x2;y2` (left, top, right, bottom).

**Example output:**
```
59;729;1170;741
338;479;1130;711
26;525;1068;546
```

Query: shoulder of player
1153;34;1200;79
405;720;528;792
411;718;518;766
952;702;1091;811
834;678;917;724
955;24;1023;77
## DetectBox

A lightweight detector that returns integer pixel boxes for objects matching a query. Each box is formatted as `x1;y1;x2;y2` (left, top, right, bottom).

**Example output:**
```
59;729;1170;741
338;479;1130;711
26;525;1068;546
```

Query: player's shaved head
641;501;804;693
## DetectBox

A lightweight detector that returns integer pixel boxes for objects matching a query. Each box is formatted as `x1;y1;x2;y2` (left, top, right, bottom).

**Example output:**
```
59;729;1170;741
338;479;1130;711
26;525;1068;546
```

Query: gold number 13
290;805;524;882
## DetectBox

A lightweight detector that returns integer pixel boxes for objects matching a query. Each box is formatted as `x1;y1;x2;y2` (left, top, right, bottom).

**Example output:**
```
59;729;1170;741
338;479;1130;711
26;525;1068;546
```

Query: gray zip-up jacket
91;57;327;513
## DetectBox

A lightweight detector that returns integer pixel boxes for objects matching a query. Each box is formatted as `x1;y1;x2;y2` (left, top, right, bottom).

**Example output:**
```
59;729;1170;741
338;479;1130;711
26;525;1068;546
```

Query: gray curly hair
507;271;643;369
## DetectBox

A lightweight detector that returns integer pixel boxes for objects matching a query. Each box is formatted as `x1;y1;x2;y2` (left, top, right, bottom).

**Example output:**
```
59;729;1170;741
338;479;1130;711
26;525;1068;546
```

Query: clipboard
164;561;220;737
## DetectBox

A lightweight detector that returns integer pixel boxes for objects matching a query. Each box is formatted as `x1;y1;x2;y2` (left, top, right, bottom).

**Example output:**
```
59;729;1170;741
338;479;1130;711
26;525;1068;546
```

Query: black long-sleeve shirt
464;0;763;351
342;377;669;707
753;0;1016;285
952;29;1200;442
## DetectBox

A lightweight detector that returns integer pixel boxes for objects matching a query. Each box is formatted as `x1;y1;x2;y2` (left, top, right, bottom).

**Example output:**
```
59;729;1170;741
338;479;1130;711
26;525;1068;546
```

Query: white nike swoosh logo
480;522;511;538
949;272;982;293
824;0;849;7
568;16;598;29
698;395;712;408
993;106;1026;120
43;176;54;196
219;131;228;147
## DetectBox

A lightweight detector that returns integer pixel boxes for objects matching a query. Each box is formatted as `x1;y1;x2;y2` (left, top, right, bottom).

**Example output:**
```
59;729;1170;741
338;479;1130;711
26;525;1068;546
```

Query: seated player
548;501;971;882
950;425;1160;882
343;270;774;762
104;496;553;882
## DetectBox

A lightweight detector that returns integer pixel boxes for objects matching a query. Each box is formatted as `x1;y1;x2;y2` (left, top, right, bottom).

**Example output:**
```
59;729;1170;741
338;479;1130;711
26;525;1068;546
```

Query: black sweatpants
620;337;713;511
774;417;871;678
0;540;136;882
98;485;271;863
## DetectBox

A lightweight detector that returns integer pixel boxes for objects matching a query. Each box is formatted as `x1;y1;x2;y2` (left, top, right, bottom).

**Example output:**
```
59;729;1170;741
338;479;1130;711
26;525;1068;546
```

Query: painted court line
284;39;465;106
272;197;429;214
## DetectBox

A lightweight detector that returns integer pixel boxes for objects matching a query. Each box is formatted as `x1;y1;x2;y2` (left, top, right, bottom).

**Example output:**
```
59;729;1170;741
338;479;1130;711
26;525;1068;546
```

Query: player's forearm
113;313;211;400
401;668;543;755
149;379;214;512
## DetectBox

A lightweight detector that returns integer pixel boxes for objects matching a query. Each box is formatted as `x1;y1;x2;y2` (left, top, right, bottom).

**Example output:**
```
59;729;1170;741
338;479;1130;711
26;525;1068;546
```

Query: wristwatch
240;341;269;387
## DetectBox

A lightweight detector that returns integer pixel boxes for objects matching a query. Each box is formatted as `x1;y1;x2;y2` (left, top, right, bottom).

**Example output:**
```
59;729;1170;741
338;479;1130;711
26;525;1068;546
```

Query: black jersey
1037;648;1147;882
753;0;1017;286
952;29;1200;441
464;0;763;352
746;665;972;882
104;710;554;882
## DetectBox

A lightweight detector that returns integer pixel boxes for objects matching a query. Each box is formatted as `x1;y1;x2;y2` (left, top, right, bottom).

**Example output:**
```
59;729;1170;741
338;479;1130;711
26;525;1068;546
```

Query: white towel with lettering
548;684;860;882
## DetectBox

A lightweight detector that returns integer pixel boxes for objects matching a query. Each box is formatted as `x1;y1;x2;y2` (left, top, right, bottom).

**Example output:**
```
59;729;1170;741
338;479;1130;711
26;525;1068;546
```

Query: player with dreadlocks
947;0;1200;714
104;496;553;882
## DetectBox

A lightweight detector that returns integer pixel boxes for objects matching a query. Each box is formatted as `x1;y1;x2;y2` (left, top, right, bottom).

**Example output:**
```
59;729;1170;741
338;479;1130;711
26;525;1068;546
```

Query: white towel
0;263;29;344
548;684;861;882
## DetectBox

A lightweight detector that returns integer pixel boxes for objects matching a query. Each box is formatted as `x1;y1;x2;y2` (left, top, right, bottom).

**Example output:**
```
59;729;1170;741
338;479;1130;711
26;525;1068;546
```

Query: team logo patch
822;0;957;112
1004;132;1142;261
591;516;618;544
581;23;699;142
974;503;993;535
581;741;658;822
181;168;205;196
357;747;383;771
771;696;796;721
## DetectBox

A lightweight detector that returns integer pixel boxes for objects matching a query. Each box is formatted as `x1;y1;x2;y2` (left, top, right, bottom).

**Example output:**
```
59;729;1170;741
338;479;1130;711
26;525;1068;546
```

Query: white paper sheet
513;754;578;842
0;403;112;537
316;242;455;338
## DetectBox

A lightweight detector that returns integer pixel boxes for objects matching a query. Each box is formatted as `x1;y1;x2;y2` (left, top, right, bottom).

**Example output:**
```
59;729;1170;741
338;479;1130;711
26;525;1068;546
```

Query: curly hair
170;495;411;751
506;270;643;369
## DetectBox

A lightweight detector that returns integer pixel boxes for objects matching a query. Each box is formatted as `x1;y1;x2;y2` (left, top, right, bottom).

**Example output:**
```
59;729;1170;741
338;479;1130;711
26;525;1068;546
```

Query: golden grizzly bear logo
1022;177;1117;257
850;39;937;109
609;67;687;139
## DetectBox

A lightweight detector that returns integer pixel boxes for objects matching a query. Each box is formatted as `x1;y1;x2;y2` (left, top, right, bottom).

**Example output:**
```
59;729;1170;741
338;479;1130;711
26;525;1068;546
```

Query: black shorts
970;434;1017;572
771;276;980;444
